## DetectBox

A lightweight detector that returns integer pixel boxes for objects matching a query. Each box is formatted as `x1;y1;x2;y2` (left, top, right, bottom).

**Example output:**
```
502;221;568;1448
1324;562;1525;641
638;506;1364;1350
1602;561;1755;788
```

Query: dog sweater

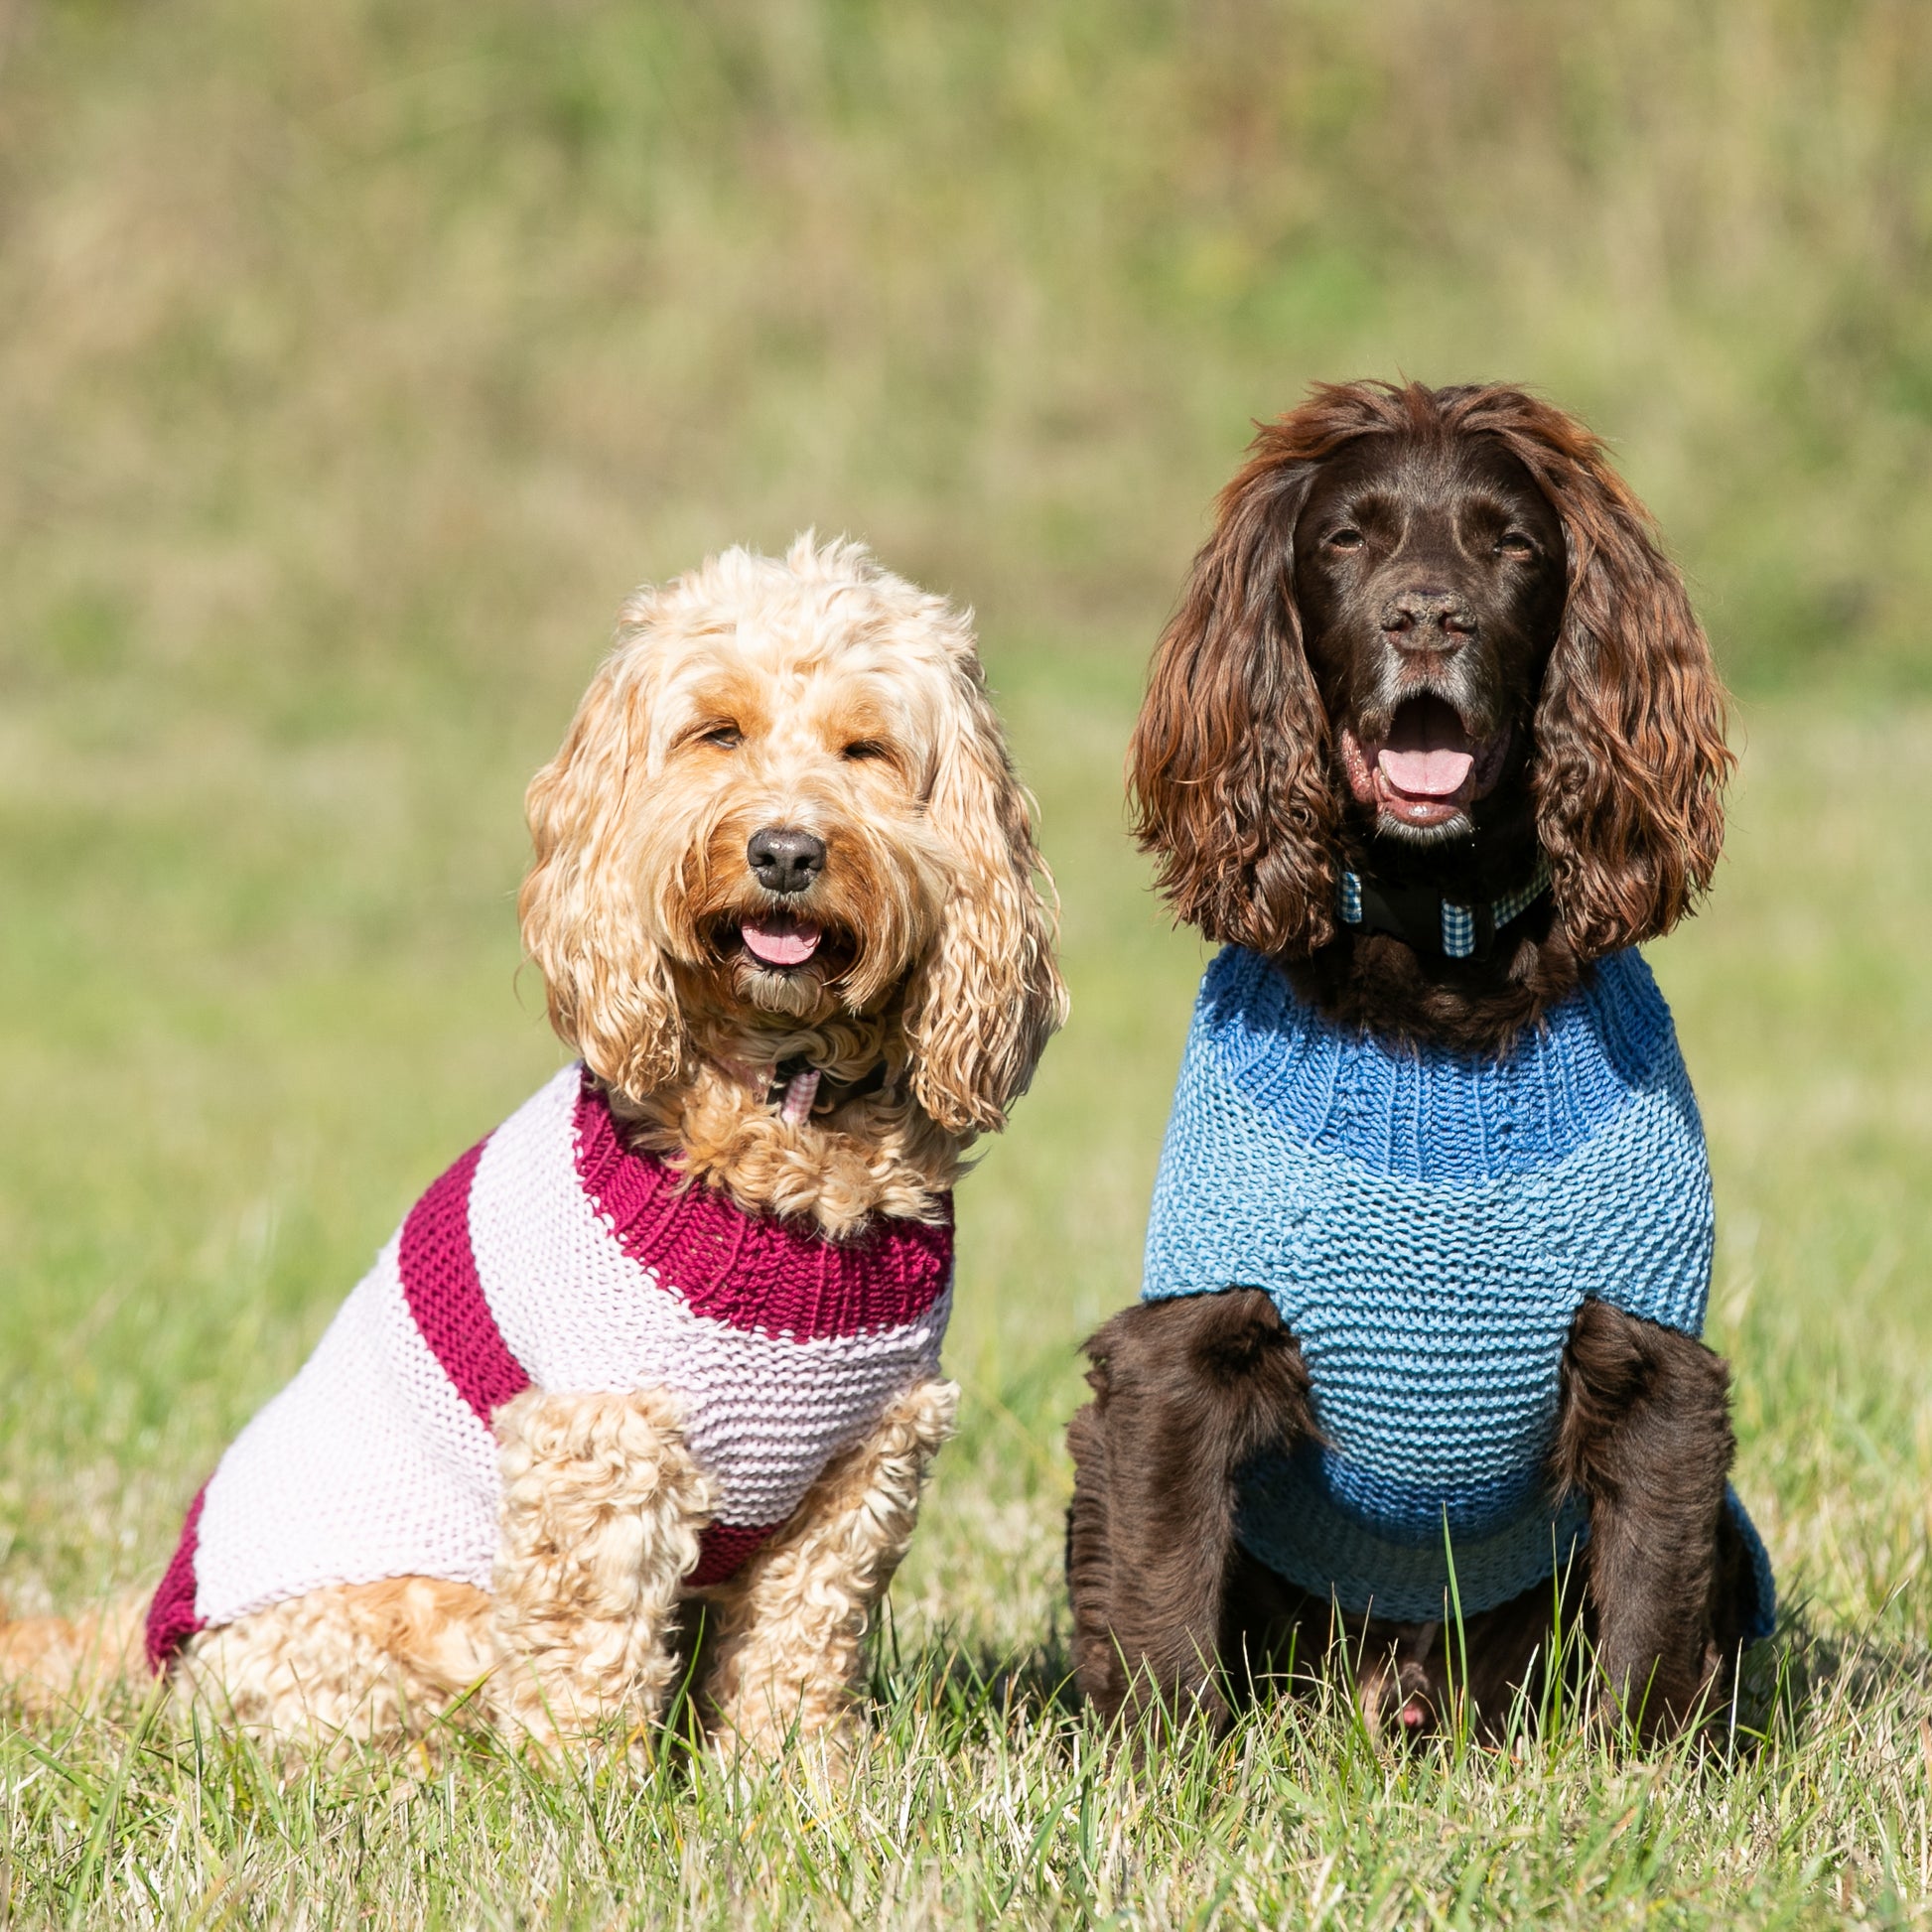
1141;945;1775;1631
146;1064;953;1671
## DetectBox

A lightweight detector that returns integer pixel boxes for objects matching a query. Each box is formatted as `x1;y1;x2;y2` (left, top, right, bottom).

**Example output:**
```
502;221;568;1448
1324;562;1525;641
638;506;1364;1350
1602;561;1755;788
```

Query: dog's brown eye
1326;527;1365;551
699;723;742;749
1496;530;1536;559
842;740;889;762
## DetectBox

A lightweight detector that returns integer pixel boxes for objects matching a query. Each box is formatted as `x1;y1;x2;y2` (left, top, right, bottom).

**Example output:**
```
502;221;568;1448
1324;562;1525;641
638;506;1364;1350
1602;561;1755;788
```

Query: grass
3;664;1929;1928
2;0;1931;1923
4;0;1932;701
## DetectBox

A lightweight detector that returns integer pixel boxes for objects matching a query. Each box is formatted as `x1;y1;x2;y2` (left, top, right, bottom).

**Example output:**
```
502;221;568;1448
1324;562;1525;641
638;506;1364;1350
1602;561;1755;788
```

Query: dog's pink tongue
1379;747;1474;796
1378;703;1475;797
742;919;822;967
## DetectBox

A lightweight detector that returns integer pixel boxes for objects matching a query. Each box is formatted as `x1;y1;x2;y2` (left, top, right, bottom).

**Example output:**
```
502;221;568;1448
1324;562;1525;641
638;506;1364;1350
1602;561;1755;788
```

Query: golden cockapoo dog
0;537;1065;1763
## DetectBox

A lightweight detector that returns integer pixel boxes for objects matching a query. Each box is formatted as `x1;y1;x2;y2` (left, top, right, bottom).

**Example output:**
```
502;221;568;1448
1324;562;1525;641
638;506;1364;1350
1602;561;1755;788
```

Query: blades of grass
1440;1511;1471;1771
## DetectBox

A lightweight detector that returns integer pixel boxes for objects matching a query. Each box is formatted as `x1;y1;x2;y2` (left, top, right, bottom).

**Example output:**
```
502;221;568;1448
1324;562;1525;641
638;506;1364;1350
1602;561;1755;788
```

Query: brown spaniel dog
1066;381;1758;1745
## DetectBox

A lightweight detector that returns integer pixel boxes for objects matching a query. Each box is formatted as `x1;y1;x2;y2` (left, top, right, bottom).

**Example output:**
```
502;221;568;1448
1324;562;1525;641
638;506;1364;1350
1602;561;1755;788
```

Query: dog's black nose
747;827;826;896
1380;589;1476;648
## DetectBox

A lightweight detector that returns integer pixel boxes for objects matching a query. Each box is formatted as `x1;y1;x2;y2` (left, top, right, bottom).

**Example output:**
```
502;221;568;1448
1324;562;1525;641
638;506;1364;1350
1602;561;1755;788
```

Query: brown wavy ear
1476;395;1733;955
518;648;685;1101
902;661;1067;1137
1130;433;1339;956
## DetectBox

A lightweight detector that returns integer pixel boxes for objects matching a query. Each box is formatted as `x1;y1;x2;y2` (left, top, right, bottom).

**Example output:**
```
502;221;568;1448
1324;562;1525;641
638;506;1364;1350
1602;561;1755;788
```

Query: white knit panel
194;1241;501;1628
468;1063;669;1390
469;1066;949;1525
673;1290;950;1525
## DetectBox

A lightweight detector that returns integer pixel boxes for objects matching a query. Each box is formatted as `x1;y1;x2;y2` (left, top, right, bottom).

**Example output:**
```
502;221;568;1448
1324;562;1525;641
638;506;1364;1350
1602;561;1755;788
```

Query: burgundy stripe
688;1520;779;1587
145;1482;208;1673
573;1074;953;1340
399;1139;532;1424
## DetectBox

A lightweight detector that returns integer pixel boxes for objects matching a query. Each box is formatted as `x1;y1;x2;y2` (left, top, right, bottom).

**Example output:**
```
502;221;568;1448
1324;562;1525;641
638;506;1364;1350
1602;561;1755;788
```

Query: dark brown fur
1128;380;1731;1054
1071;382;1756;1743
1068;1298;1757;1744
1065;1292;1315;1729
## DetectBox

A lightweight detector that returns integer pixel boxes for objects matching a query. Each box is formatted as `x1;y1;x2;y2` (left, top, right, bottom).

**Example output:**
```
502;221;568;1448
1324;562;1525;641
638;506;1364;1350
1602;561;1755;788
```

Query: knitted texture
146;1064;953;1671
144;1486;208;1670
1142;946;1775;1632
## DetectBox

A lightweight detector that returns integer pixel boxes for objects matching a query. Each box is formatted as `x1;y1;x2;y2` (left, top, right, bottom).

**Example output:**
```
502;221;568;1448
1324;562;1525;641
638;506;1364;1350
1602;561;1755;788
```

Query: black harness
1337;854;1552;962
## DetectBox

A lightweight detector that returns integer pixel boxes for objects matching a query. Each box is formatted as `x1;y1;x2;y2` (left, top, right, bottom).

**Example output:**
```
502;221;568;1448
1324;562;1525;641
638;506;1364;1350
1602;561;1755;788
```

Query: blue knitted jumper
1142;945;1775;1633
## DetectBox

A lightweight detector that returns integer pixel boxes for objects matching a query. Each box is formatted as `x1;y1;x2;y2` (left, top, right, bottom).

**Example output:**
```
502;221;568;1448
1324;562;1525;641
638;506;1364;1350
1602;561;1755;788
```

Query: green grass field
3;1;1931;1924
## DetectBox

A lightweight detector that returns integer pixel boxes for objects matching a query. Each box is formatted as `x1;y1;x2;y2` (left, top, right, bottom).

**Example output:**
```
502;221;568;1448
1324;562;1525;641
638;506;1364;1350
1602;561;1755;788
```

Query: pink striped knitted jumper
146;1064;953;1672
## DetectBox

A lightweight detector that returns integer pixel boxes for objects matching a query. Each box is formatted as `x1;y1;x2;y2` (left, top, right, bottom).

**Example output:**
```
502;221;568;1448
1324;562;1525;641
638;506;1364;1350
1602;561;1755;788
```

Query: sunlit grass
3;654;1929;1925
3;0;1930;705
3;0;1931;1921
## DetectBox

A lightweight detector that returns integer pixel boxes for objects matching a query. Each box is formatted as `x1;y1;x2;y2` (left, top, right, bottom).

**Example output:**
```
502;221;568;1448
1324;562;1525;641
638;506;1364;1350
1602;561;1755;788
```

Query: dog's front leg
489;1387;714;1752
1065;1291;1313;1733
702;1378;958;1766
1554;1299;1736;1739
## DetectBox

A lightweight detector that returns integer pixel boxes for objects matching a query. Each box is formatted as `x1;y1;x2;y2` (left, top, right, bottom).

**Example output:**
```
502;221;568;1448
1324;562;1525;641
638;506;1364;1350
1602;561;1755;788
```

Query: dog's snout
747;826;827;896
1380;588;1476;649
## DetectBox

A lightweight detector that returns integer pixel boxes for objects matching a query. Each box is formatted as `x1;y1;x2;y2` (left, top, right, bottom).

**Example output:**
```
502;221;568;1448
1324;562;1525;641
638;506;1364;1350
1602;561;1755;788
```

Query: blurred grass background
2;0;1931;1922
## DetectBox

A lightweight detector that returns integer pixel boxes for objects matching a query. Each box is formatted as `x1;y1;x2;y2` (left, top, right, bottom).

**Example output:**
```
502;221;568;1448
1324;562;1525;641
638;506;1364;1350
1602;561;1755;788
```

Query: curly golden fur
702;1377;959;1765
2;537;1063;1761
523;535;1063;1233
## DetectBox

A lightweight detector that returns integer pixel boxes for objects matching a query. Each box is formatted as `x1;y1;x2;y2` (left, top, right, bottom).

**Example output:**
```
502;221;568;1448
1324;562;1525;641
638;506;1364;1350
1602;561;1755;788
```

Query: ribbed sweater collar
1195;946;1673;1186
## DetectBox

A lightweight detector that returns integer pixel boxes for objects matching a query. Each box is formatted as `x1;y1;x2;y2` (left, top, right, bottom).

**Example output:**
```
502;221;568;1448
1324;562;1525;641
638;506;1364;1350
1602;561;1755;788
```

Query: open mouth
706;907;861;1019
736;912;824;970
1340;695;1511;831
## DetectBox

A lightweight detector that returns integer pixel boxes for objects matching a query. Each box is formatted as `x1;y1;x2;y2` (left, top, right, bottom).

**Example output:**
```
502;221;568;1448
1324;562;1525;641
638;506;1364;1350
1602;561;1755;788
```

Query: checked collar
764;1055;890;1124
712;1051;892;1125
1337;853;1552;961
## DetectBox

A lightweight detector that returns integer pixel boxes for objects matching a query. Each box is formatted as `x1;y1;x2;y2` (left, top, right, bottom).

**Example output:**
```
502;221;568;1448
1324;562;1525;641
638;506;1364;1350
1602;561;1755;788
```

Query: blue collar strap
1337;854;1552;961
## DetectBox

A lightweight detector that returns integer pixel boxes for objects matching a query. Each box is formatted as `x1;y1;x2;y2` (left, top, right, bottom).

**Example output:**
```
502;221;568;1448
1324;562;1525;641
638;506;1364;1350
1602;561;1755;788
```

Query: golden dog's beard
666;812;940;1035
722;924;863;1021
626;809;963;1233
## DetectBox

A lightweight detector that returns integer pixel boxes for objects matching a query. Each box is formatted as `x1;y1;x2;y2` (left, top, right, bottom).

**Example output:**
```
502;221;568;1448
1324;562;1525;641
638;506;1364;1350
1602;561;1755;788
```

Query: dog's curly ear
1484;396;1733;955
1130;433;1339;957
902;662;1067;1137
519;644;684;1102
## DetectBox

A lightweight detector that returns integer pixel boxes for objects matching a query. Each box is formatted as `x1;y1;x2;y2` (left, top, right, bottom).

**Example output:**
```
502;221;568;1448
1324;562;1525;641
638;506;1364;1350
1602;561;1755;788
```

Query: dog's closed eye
841;739;891;762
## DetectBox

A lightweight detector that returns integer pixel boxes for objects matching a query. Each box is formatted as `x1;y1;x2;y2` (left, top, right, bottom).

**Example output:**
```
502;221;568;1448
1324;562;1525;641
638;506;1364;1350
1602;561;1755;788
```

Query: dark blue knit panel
1143;945;1776;1633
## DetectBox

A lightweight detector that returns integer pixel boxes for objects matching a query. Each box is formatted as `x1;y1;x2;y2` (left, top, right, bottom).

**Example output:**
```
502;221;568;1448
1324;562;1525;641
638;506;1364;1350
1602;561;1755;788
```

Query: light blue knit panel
1142;945;1775;1634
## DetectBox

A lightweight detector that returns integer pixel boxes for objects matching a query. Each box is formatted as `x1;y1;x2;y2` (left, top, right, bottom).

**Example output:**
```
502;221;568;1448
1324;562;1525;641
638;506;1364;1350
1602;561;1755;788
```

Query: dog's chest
1142;945;1719;1617
454;1066;954;1520
159;1067;953;1657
